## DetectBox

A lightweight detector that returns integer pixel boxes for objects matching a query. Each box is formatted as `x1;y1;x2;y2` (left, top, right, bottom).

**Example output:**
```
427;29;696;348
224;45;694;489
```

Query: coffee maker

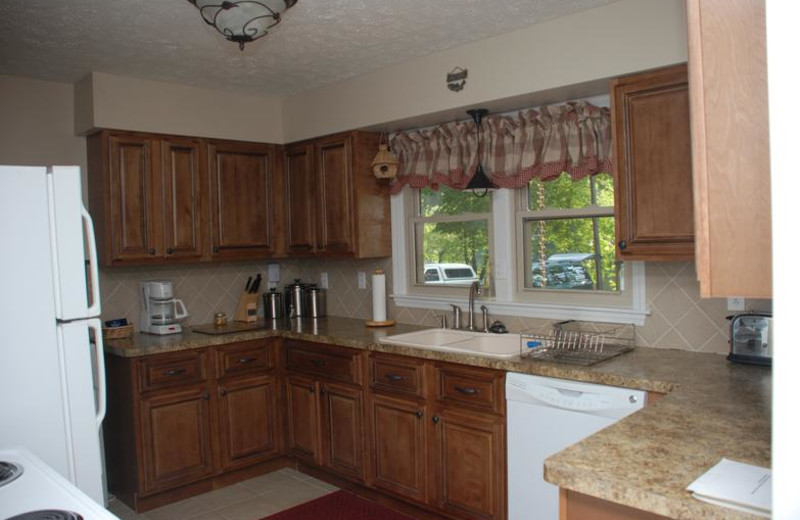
139;280;188;335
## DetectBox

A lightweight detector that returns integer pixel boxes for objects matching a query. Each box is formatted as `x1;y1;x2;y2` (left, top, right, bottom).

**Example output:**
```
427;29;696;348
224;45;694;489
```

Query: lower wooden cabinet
321;381;365;480
560;489;671;520
285;374;322;464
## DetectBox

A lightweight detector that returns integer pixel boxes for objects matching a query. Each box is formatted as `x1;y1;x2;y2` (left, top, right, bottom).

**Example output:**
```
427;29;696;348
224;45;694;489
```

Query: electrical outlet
320;272;328;289
358;271;367;289
727;297;746;311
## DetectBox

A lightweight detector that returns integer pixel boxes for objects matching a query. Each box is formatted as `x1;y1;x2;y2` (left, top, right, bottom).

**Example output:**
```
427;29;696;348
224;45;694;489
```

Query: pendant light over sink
464;108;497;198
187;0;298;51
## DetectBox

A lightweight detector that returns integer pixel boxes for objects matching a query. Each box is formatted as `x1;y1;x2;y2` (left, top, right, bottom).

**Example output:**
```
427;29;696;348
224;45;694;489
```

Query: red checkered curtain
389;101;612;194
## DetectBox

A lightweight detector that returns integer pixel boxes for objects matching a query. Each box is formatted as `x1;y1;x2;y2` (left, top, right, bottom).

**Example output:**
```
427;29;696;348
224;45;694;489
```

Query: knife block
233;292;259;323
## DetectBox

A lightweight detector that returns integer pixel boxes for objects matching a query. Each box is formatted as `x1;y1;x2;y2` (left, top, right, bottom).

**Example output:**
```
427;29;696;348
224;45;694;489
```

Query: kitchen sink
378;329;520;359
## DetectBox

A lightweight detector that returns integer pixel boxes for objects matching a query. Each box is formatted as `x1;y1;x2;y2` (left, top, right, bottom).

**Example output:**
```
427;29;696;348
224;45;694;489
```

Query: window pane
527;172;614;210
524;216;620;291
419;186;491;217
416;220;489;286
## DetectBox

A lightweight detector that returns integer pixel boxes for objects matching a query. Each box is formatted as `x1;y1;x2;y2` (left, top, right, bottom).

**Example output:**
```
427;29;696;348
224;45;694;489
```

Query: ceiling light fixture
465;108;497;198
188;0;298;51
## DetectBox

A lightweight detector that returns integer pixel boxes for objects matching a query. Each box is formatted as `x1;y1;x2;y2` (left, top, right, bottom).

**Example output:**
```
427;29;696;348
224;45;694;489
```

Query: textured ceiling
0;0;618;97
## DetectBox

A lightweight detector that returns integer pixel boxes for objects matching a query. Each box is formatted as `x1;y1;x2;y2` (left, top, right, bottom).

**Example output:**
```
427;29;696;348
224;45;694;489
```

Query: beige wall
282;0;688;141
74;72;285;143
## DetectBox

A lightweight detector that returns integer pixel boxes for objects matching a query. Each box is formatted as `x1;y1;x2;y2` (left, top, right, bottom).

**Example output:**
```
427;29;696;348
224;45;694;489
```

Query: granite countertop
105;316;771;520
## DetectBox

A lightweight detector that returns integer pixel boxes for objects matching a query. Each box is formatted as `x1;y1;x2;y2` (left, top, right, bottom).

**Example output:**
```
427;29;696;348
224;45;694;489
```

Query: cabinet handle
166;247;174;255
618;240;627;250
163;368;187;377
219;387;227;396
148;248;156;255
385;374;405;382
432;415;439;425
213;246;220;253
455;386;478;396
312;359;327;367
320;387;327;395
414;410;423;419
308;385;315;393
203;392;210;400
237;357;257;364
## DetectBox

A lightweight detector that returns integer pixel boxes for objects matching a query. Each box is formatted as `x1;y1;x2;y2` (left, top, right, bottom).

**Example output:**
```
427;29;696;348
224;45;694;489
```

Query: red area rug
263;490;416;520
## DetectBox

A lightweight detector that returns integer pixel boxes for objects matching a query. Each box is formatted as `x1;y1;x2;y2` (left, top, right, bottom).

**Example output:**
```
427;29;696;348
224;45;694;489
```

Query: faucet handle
439;314;448;329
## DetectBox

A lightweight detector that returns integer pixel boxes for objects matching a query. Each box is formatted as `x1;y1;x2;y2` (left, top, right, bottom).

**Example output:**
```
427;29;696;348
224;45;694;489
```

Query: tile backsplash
100;259;770;355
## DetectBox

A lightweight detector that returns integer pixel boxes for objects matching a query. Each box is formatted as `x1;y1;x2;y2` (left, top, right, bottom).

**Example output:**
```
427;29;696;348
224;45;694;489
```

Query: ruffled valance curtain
388;101;612;194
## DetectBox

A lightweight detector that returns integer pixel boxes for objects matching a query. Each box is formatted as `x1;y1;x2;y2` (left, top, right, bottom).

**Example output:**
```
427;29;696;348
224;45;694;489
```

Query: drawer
216;339;275;378
435;363;504;414
138;350;207;392
371;354;425;398
285;341;362;385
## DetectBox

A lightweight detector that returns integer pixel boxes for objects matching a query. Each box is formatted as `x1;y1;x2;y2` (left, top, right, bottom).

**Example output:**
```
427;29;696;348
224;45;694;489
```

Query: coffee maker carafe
139;280;188;335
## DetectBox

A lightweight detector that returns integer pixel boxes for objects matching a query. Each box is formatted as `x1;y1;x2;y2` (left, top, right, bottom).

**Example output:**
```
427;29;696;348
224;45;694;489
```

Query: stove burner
0;461;23;487
6;511;84;520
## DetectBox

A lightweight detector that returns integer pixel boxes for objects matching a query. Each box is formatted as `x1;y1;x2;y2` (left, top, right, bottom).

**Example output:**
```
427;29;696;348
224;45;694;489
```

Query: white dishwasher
506;372;646;520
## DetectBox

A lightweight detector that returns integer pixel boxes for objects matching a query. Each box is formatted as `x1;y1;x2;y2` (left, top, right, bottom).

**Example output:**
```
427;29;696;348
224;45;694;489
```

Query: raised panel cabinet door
108;134;162;262
161;137;206;261
285;374;321;464
316;136;354;255
209;141;275;259
284;143;316;255
431;409;505;520
138;387;214;495
320;381;365;482
217;375;280;472
612;65;695;260
370;394;428;503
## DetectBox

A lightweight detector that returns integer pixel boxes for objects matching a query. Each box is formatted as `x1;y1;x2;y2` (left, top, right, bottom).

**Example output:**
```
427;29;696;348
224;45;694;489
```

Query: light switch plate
727;297;746;311
320;272;328;289
358;271;367;289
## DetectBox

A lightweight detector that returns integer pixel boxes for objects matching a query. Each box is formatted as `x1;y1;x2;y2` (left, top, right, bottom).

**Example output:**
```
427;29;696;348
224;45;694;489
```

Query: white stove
0;448;120;520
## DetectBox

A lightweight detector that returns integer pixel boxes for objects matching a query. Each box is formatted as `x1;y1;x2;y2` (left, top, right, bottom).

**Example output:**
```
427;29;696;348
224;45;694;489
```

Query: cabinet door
108;134;162;263
431;409;505;520
209;140;275;259
285;374;321;464
370;394;428;503
139;386;214;495
320;381;365;482
612;65;695;260
316;136;354;255
284;143;316;255
217;375;280;472
161;137;206;261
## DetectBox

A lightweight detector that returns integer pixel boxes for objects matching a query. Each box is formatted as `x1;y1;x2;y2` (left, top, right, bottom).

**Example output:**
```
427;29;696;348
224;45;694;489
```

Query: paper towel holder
366;268;395;327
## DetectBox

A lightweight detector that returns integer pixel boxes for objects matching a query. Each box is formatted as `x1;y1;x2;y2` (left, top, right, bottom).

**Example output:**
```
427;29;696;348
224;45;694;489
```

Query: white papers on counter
687;458;771;518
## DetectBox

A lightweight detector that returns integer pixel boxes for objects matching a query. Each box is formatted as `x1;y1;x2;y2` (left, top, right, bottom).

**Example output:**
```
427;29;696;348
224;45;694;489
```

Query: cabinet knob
308;385;315;393
148;248;156;255
202;392;210;401
432;415;440;424
219;387;227;396
415;410;424;419
166;247;174;255
618;240;628;250
320;387;327;395
213;246;220;253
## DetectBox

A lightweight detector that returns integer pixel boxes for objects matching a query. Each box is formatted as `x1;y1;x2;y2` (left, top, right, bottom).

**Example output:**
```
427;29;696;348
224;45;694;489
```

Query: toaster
727;312;772;366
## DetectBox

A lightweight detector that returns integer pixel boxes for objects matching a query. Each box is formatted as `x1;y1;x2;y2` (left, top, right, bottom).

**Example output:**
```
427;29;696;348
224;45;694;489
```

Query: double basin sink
378;328;520;359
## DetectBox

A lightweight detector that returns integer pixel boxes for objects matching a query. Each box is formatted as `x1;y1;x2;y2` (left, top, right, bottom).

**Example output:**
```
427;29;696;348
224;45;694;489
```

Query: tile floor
107;468;338;520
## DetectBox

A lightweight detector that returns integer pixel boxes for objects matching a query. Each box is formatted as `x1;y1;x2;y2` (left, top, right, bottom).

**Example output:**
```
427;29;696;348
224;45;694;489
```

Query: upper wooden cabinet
88;130;207;266
611;64;695;261
283;131;391;258
686;0;771;298
207;139;281;260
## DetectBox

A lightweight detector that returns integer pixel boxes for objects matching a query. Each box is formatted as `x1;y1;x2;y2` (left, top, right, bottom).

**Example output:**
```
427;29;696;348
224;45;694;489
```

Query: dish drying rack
520;320;635;366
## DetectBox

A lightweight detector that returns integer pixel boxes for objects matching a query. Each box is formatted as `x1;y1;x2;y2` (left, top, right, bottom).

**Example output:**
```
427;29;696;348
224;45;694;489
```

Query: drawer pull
219;387;228;396
308;385;315;393
432;415;440;425
163;368;187;377
414;410;423;419
312;359;327;367
455;386;479;396
203;392;210;400
237;357;257;364
385;374;406;382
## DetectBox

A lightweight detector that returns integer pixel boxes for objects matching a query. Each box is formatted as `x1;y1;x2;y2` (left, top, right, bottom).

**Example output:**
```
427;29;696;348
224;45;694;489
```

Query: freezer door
48;166;101;320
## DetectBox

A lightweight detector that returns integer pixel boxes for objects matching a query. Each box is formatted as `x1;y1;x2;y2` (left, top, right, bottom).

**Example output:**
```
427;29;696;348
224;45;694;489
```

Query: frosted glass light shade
189;0;298;50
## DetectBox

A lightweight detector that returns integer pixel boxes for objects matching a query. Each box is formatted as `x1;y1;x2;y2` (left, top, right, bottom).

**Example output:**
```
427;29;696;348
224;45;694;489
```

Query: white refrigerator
0;165;107;505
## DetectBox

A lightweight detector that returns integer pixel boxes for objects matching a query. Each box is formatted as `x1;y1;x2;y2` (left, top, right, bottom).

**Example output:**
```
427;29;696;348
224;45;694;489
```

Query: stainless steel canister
284;279;306;317
305;287;327;318
262;290;283;319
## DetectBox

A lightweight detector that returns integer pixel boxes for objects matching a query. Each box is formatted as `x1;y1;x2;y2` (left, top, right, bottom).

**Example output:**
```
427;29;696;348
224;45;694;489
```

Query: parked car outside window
532;253;595;290
424;263;479;285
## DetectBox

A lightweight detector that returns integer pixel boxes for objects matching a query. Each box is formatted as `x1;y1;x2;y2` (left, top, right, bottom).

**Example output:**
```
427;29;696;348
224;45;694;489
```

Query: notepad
686;458;771;518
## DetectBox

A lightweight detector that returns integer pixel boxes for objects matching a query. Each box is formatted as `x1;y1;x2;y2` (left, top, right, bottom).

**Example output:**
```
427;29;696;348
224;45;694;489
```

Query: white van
423;263;479;285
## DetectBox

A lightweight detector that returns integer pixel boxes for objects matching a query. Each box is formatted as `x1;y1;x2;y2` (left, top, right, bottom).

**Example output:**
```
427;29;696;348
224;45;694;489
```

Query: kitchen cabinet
686;0;771;297
87;130;207;266
283;340;367;483
611;64;695;261
559;489;671;520
207;139;282;260
103;339;282;512
283;131;391;258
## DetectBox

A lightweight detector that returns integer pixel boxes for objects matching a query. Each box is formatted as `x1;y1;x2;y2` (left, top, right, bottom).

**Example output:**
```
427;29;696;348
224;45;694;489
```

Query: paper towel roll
372;271;387;322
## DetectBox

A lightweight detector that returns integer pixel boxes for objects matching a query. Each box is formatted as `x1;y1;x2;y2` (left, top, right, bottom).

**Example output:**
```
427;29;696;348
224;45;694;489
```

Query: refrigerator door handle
81;206;101;318
88;318;107;427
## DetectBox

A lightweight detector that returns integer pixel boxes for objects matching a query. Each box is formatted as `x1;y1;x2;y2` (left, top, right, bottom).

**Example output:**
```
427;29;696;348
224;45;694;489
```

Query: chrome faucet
480;305;490;333
467;281;482;331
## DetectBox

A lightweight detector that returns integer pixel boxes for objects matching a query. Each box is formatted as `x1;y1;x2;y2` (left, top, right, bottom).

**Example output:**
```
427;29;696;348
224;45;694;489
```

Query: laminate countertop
105;316;771;520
